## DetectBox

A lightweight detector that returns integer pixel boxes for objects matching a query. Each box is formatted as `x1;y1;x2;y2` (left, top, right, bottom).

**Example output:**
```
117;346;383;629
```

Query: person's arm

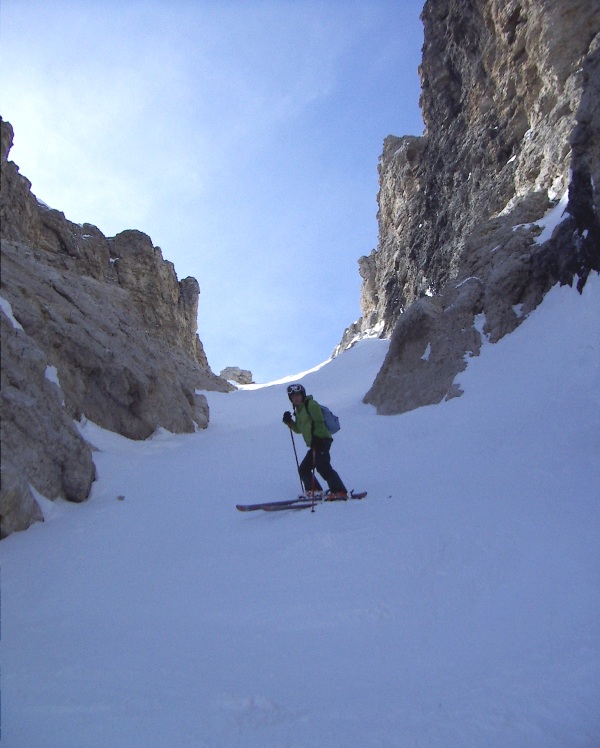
282;410;300;433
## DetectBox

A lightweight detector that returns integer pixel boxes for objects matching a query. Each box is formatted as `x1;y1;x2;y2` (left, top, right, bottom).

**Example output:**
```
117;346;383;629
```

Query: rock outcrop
338;0;600;414
220;367;255;385
1;117;231;537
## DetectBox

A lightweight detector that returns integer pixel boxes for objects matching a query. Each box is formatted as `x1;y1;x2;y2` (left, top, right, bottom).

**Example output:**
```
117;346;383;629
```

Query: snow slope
1;276;599;747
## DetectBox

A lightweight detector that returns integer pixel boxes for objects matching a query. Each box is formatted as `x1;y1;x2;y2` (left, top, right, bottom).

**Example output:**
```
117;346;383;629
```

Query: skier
282;383;348;498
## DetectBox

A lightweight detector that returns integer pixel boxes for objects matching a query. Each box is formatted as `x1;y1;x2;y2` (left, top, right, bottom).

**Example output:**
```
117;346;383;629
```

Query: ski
236;490;367;513
261;502;315;512
236;496;313;512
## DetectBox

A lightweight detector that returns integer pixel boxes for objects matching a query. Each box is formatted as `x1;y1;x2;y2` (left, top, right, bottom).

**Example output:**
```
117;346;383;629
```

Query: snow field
1;275;599;747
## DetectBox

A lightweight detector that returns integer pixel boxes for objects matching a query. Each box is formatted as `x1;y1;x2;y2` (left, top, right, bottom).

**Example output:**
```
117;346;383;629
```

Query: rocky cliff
338;0;599;414
0;118;231;537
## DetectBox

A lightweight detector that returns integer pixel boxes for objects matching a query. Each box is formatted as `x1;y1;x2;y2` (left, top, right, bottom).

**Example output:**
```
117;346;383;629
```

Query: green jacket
289;395;332;447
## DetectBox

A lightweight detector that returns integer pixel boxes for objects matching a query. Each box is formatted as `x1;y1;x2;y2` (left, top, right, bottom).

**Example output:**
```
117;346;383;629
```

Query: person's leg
299;449;323;493
313;440;347;494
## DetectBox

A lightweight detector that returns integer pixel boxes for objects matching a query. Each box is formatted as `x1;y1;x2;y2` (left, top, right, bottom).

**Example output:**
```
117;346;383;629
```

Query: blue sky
1;0;425;383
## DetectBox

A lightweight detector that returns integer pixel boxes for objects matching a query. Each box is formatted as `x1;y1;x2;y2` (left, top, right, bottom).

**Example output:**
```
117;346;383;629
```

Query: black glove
283;411;293;424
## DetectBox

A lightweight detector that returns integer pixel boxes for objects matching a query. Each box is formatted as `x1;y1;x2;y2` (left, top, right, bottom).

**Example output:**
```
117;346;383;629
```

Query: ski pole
310;448;317;513
290;430;304;495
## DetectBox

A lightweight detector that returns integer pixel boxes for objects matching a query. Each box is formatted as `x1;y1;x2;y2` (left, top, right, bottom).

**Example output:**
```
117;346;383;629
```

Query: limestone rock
193;393;210;430
0;116;232;537
1;287;97;510
0;464;45;539
364;278;484;414
338;0;600;415
220;367;254;385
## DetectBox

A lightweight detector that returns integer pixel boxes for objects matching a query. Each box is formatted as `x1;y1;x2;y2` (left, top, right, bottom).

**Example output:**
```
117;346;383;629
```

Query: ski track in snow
1;276;600;747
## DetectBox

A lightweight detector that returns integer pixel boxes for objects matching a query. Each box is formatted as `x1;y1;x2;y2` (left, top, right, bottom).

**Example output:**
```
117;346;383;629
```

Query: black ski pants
298;437;347;494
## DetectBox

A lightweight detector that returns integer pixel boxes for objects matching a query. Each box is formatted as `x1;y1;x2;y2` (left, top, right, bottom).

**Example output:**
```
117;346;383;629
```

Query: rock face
0;117;232;537
339;0;600;414
220;367;254;385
